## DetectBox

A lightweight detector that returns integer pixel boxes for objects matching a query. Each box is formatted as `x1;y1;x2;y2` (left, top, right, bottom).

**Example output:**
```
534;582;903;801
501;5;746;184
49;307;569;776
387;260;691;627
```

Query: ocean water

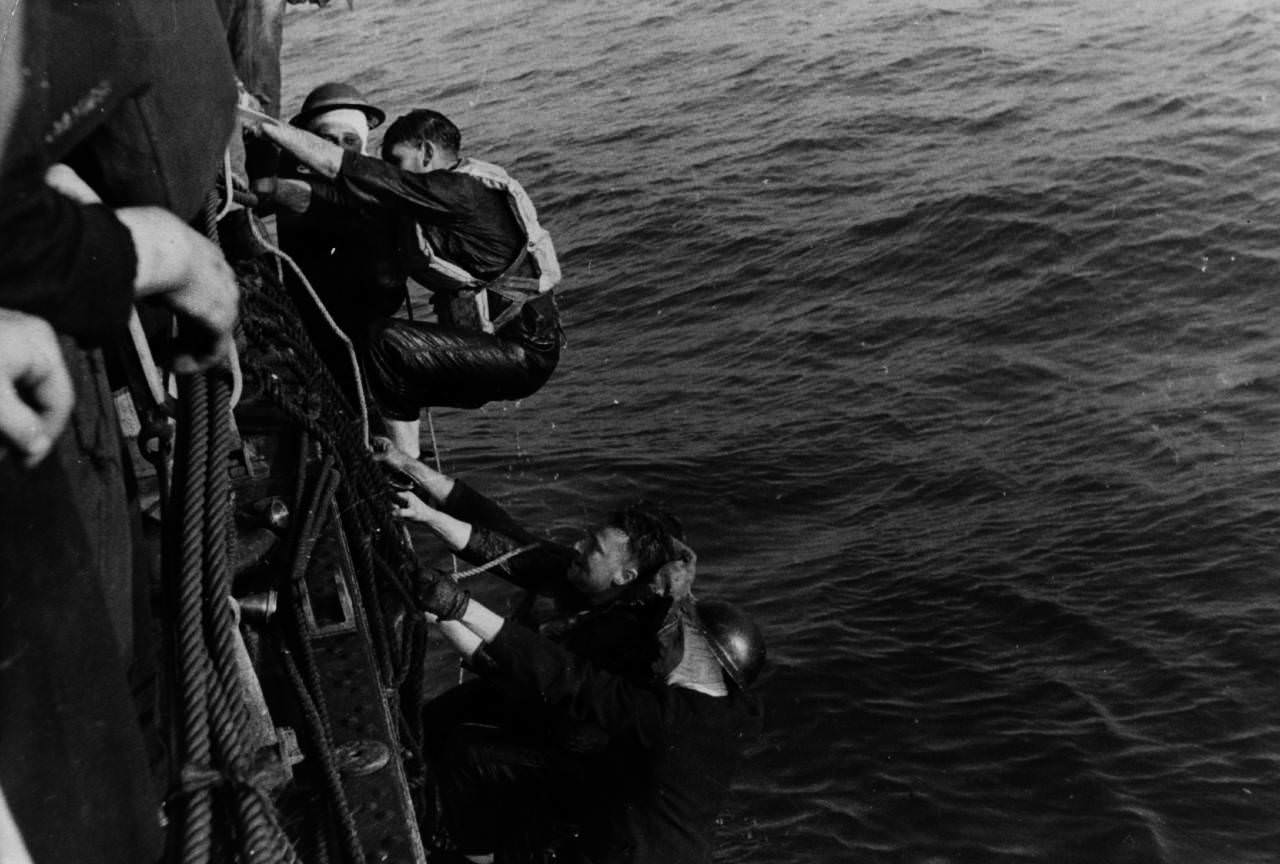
281;2;1280;861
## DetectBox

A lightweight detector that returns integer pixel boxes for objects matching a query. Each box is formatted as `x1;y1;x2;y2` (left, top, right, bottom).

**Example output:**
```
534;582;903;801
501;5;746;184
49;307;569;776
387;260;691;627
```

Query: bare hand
251;177;312;214
45;165;238;374
654;537;697;600
392;489;437;523
0;310;74;467
372;436;416;473
115;207;239;373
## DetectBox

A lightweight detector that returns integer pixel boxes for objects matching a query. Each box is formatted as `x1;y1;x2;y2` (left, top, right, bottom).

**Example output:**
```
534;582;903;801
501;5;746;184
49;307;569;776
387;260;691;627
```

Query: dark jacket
328;150;537;284
482;623;764;864
276;166;407;339
0;0;237;339
442;480;671;682
0;2;236;862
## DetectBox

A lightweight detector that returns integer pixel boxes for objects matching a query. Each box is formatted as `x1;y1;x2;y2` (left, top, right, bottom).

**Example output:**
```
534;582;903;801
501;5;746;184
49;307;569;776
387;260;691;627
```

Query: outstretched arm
252;118;345;179
375;440;576;593
392;490;473;552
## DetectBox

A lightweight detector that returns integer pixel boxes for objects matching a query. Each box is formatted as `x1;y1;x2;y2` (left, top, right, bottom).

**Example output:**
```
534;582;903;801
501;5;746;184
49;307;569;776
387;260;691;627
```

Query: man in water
375;443;716;859
254;108;563;457
413;540;766;864
376;440;688;680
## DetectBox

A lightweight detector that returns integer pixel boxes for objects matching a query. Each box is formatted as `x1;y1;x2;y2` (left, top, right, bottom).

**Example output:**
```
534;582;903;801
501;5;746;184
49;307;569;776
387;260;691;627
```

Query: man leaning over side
375;444;764;862
254;108;563;458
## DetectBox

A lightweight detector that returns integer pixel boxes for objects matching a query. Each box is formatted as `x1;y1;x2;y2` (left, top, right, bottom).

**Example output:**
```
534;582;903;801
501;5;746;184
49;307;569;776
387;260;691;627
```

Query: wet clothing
478;623;764;864
307;150;562;417
426;476;737;862
443;479;672;680
366;296;561;418
331;150;535;284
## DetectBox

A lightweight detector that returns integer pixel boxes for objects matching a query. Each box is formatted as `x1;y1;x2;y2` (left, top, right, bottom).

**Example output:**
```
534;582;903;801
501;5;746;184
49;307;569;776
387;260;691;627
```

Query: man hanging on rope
252;108;563;458
373;441;719;859
378;438;766;863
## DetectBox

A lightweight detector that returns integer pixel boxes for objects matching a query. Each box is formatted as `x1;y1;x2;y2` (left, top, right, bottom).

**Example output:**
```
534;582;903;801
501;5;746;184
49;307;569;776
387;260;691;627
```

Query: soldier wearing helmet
416;538;766;864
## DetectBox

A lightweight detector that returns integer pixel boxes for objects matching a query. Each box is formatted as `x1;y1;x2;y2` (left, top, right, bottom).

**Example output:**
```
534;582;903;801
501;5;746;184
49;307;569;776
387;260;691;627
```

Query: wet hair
380;109;461;160
607;500;684;584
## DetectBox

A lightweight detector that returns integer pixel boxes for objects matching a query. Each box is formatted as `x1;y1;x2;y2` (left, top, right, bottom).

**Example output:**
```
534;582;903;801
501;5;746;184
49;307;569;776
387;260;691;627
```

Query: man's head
566;501;683;604
380;109;462;173
290;82;385;154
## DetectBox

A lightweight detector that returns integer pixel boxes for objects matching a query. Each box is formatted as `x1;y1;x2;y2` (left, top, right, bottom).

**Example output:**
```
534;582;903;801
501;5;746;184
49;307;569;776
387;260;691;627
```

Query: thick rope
174;372;214;864
204;373;300;864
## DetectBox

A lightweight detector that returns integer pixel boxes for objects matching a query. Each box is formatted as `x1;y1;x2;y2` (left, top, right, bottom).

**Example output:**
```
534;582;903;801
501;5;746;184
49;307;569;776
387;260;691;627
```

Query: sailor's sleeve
335;150;459;218
445;480;576;593
0;186;137;343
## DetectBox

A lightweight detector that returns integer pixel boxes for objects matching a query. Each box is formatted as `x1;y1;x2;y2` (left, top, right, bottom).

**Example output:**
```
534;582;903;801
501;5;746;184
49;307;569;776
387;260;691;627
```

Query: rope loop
450;543;539;580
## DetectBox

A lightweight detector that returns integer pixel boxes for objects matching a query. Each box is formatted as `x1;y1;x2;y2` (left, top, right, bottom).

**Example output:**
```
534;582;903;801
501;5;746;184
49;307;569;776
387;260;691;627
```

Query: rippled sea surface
283;2;1280;861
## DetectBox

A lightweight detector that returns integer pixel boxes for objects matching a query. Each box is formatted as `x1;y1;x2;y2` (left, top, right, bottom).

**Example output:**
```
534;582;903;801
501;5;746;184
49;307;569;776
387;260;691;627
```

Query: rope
425;410;460;579
173;372;214;864
450;543;539;581
236;227;432;781
170;369;301;864
205;373;300;864
282;458;368;864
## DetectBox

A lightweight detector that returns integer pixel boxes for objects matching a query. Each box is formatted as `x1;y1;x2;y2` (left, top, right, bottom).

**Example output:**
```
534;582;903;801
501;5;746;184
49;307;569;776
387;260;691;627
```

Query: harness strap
483;246;544;333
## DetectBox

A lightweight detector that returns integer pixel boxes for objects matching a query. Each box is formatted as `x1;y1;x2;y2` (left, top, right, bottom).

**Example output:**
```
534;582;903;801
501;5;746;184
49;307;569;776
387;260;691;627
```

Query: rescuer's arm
392;490;473;551
252;118;345;179
420;577;665;740
374;439;455;504
375;441;576;592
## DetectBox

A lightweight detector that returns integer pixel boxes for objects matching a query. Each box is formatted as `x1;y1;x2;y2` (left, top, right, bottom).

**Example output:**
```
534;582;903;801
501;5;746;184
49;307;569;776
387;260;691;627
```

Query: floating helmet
695;600;766;690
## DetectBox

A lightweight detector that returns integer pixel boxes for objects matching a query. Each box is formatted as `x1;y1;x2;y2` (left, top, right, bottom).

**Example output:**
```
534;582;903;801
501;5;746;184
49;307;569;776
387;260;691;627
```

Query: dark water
282;2;1280;861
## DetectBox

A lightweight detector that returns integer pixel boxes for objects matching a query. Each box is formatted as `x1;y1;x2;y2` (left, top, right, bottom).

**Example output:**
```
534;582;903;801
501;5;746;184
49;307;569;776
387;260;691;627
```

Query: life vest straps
409;158;561;334
449;158;562;294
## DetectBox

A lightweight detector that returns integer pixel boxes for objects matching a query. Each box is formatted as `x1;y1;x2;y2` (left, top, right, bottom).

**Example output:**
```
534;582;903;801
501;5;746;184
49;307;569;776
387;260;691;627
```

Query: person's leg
363;317;559;421
386;416;421;458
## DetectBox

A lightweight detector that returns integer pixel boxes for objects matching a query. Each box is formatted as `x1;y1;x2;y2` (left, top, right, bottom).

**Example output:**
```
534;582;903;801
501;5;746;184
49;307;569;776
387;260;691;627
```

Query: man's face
566;525;637;598
309;114;366;154
388;142;428;173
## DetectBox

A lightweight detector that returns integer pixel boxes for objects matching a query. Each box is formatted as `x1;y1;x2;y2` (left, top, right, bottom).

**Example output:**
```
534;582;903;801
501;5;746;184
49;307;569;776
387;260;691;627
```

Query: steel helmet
695;600;766;690
290;82;386;130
